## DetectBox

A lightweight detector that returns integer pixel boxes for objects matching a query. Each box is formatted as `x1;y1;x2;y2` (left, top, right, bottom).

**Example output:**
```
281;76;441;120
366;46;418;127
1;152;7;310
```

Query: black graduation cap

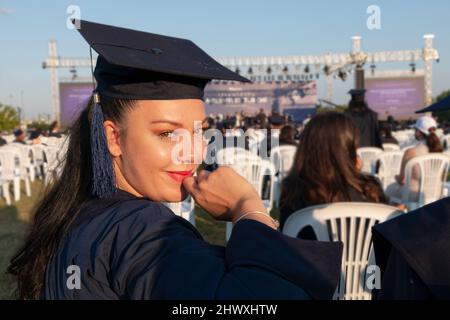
348;88;366;102
348;88;366;96
73;19;249;198
415;95;450;113
75;19;249;100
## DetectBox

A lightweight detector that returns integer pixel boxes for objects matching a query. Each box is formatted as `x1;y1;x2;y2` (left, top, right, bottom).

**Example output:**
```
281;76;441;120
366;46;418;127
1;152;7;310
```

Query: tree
0;103;20;132
316;104;348;114
28;121;51;132
432;89;450;123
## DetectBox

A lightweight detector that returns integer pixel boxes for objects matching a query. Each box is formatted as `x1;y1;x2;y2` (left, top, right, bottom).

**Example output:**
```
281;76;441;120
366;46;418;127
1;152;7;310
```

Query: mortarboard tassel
90;92;116;198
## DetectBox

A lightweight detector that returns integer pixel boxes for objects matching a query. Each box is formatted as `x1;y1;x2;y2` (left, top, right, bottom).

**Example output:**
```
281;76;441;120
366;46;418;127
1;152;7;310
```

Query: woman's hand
182;167;267;223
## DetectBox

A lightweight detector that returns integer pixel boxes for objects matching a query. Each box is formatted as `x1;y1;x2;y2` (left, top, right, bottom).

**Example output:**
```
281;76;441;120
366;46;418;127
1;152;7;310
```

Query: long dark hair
280;112;386;210
7;95;136;299
418;128;444;153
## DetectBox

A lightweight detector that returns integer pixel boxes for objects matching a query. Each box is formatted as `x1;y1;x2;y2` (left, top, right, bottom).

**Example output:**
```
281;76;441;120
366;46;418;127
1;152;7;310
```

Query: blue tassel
90;93;116;198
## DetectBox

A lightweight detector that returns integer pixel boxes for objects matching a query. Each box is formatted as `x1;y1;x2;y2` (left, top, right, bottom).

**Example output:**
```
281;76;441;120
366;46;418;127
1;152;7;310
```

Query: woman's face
414;129;424;140
106;99;207;202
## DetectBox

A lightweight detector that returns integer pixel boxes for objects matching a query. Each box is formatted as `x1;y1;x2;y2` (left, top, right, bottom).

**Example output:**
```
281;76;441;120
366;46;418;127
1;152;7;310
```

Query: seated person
379;124;399;145
28;128;42;144
13;128;27;145
279;125;298;147
385;116;443;203
279;112;388;239
48;121;62;138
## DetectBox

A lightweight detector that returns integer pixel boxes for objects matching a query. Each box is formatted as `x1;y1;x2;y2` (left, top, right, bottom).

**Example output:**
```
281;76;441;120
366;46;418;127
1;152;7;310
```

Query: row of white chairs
357;146;450;211
0;138;68;205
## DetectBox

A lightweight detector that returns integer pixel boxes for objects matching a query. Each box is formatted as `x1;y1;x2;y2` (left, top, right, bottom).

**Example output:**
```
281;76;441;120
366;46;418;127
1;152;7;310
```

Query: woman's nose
176;134;205;164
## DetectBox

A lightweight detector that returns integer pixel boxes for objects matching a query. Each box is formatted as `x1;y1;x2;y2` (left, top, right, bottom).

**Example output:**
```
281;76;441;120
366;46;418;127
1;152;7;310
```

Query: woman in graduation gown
8;20;342;300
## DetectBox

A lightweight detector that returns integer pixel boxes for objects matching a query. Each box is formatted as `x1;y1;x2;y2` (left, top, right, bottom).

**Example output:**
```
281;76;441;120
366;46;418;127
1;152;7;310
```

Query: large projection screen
365;74;425;120
204;81;317;121
59;82;93;127
58;81;318;126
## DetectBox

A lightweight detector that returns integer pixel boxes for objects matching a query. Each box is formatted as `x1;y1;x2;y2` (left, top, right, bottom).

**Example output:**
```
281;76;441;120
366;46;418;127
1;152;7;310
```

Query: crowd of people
0;121;63;147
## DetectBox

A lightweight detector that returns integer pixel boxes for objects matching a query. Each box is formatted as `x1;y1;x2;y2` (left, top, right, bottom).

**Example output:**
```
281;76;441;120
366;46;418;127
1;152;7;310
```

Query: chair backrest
441;134;450;150
164;196;196;226
382;143;400;152
357;147;383;174
283;202;402;300
0;148;21;180
3;135;15;143
375;151;404;190
271;145;297;178
46;137;63;148
44;146;61;172
8;144;34;168
32;144;46;163
402;153;450;209
225;153;275;196
216;147;251;166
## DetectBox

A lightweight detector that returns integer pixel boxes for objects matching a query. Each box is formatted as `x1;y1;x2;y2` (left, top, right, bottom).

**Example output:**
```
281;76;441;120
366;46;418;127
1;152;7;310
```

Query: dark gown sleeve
372;198;450;300
110;206;342;300
374;248;433;300
44;201;342;300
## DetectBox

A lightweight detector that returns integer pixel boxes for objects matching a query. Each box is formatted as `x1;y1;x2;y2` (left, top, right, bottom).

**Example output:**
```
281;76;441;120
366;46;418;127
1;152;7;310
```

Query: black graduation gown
43;189;343;300
345;109;382;148
372;197;450;299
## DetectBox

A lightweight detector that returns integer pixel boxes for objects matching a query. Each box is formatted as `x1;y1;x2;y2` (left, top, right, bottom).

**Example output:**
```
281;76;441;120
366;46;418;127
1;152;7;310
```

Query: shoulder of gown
44;193;343;300
372;197;450;299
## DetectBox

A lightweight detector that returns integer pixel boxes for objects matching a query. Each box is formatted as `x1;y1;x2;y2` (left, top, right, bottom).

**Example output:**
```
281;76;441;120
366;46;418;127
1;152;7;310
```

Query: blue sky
0;0;449;119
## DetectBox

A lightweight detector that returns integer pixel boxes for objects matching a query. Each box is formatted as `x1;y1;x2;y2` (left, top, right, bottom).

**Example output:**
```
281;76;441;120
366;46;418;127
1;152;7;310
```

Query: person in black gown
372;197;450;300
8;20;342;300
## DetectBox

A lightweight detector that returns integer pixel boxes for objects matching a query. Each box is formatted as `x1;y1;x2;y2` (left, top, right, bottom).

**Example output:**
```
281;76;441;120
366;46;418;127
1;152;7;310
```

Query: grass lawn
0;179;279;299
0;180;45;299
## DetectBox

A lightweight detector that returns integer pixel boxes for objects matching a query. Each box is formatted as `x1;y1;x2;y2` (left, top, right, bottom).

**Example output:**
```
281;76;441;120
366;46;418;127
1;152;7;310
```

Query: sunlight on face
113;99;206;202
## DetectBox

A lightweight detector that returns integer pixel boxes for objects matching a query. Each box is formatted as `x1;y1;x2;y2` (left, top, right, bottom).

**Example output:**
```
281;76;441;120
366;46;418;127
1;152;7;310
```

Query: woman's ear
356;155;363;172
104;120;122;157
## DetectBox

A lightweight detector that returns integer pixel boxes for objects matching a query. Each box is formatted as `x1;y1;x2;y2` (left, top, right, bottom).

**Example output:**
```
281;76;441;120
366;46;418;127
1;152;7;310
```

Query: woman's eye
159;131;175;140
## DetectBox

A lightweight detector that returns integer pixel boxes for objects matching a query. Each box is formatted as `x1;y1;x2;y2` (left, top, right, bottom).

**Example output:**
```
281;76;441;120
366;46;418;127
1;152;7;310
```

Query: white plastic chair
9;144;36;183
164;195;196;226
382;143;400;152
44;146;61;185
0;152;12;205
270;145;297;207
3;135;15;144
375;151;404;190
400;153;450;210
282;202;403;300
0;147;27;202
45;137;63;148
441;134;450;150
32;144;46;179
220;151;276;240
270;145;297;178
357;147;383;174
216;147;253;166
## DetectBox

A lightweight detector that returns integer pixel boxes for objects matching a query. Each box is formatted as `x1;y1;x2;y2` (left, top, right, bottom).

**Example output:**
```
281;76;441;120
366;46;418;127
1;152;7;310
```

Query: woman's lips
166;171;193;183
